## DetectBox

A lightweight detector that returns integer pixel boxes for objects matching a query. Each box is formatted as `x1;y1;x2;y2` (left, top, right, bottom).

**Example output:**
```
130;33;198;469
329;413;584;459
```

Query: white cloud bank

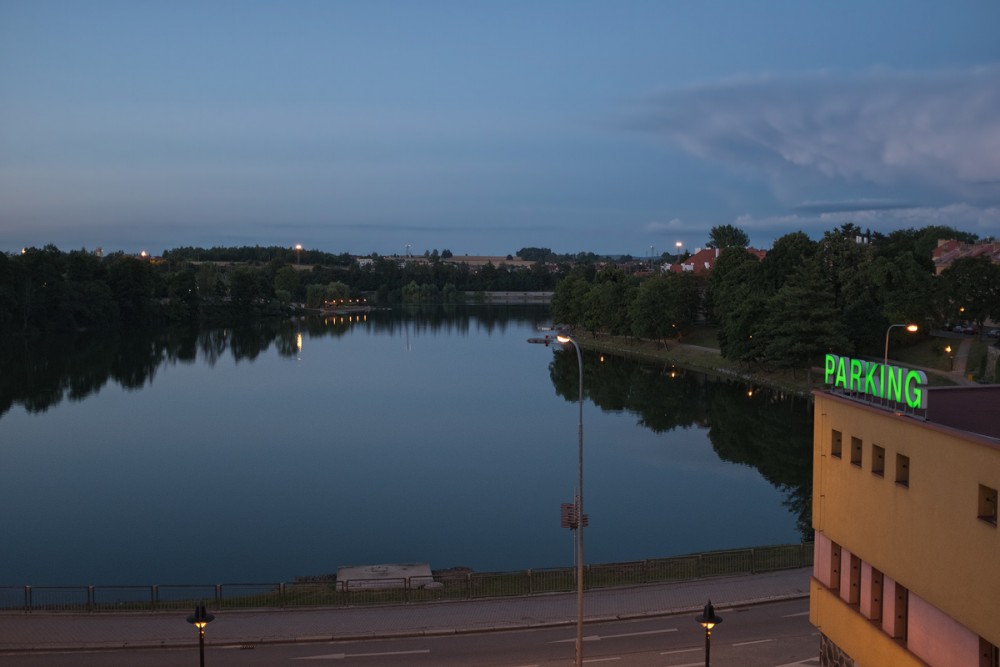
634;65;1000;204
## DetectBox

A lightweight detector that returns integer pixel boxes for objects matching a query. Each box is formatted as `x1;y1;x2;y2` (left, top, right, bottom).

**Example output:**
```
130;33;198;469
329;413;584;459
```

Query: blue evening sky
2;1;999;256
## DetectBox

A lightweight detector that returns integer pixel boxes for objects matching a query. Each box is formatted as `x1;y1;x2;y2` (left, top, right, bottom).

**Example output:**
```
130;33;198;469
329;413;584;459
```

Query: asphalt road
0;598;818;666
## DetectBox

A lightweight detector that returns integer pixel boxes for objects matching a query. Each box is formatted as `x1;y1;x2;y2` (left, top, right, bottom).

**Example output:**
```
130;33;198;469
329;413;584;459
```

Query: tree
706;224;750;249
273;266;300;298
630;273;700;342
708;248;767;362
762;232;816;291
762;261;849;379
938;256;1000;335
106;255;158;325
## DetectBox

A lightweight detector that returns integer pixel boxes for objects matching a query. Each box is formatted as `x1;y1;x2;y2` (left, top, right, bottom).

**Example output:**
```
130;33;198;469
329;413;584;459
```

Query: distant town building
664;247;767;275
811;381;1000;666
932;239;1000;275
441;255;536;270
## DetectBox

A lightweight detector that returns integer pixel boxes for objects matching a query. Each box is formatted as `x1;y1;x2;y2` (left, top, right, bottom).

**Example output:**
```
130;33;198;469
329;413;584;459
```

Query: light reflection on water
0;307;809;585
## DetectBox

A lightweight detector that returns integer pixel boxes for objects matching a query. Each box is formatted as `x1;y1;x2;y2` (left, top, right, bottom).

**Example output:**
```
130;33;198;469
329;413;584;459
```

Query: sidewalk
0;568;811;653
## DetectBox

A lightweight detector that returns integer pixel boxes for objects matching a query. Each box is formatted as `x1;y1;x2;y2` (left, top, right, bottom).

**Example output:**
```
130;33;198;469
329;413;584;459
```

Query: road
0;599;817;666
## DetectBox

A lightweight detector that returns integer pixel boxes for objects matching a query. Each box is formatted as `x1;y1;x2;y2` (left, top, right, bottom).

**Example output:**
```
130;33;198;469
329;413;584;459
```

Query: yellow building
811;374;1000;667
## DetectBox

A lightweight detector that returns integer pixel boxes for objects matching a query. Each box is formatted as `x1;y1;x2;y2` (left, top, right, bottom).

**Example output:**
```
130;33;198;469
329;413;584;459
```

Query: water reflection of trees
0;306;550;421
549;351;813;539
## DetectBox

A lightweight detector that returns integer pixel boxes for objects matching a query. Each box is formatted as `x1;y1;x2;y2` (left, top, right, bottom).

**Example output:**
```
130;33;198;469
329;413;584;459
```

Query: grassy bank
571;327;960;397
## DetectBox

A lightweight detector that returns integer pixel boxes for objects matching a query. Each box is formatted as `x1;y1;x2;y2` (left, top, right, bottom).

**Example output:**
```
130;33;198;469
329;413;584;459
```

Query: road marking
582;658;620;664
783;611;810;617
661;647;700;655
552;628;677;643
732;638;775;647
294;649;431;660
772;660;821;667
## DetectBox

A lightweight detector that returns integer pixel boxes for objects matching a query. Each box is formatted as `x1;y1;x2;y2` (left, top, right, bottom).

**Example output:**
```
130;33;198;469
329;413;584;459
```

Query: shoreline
570;331;966;397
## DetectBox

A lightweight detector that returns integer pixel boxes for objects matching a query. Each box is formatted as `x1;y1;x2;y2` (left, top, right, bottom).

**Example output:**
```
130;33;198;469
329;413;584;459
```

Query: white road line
732;638;775;647
771;660;821;667
552;628;677;643
294;649;431;660
782;611;810;617
660;647;700;655
582;658;621;664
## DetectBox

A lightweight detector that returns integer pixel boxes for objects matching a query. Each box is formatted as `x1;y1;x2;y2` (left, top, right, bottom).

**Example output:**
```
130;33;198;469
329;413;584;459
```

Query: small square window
895;454;910;487
851;437;862;467
979;485;998;526
831;430;842;459
872;445;885;477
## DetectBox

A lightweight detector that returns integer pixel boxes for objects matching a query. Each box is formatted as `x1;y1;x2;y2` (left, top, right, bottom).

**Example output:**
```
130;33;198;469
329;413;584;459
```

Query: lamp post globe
695;599;723;667
186;601;215;667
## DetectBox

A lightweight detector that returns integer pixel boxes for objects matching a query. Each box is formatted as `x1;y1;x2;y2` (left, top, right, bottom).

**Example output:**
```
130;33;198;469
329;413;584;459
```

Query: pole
567;337;584;667
704;627;711;667
199;627;205;667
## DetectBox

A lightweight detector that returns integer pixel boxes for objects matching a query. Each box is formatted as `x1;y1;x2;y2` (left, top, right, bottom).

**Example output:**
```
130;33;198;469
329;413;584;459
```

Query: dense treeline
0;245;562;334
552;224;1000;370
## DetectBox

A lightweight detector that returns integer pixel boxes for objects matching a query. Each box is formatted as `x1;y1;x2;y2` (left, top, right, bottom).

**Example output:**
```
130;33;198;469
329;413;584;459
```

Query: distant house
441;255;536;270
932;239;1000;275
664;247;767;275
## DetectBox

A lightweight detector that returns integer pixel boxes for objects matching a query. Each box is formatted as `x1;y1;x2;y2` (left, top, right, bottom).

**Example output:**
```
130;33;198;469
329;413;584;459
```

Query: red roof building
666;247;767;275
932;239;1000;274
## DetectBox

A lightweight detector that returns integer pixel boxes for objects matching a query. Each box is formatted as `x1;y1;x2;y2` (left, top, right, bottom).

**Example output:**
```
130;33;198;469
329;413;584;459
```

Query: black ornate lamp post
695;599;723;667
186;601;215;667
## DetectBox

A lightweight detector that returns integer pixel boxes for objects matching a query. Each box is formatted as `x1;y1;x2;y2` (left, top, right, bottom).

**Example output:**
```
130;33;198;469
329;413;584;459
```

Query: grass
894;336;954;371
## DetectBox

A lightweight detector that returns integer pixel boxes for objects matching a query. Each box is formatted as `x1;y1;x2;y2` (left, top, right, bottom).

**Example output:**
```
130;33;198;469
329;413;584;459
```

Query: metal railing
0;542;812;613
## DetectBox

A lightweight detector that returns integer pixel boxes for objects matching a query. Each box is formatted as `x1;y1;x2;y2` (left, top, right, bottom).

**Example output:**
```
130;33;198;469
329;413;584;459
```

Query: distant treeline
552;224;998;371
0;244;564;334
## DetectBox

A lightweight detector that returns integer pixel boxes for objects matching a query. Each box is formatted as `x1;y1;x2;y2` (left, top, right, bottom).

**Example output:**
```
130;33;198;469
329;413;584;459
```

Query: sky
2;0;999;257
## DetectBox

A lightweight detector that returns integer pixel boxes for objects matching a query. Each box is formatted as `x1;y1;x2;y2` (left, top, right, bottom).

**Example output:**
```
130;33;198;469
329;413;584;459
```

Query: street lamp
675;240;683;261
186;601;215;667
294;244;303;264
884;323;918;370
695;599;723;667
555;332;585;667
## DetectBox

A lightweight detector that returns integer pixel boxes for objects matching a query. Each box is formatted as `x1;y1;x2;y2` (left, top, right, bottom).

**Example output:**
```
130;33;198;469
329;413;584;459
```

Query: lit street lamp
186;601;215;667
554;333;586;667
884;323;918;370
695;599;723;667
294;244;303;265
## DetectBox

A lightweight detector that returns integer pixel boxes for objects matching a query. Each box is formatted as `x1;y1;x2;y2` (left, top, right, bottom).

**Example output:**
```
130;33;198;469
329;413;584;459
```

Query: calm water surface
0;307;811;585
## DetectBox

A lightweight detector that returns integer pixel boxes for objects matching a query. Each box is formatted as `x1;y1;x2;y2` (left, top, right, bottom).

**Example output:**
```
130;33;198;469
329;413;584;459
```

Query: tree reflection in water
548;349;813;539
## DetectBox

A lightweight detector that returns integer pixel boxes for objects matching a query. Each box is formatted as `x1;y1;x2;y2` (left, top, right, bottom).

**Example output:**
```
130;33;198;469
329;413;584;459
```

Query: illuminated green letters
824;353;927;409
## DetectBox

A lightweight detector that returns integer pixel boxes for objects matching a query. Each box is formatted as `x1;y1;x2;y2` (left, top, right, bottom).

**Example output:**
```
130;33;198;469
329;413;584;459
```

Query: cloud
644;218;687;233
632;66;1000;204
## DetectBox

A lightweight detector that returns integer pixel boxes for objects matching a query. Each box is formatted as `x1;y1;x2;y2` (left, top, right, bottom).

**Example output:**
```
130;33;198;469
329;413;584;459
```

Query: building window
831;429;842;458
895;453;910;488
866;566;883;622
979;485;998;526
872;444;885;477
889;582;908;640
981;637;999;667
851;436;862;467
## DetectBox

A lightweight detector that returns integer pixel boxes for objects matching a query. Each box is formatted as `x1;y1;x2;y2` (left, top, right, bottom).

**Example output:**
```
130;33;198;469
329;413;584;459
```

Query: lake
0;306;811;585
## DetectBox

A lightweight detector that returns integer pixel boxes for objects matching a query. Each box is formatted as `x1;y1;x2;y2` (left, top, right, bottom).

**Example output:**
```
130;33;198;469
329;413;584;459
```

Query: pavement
0;568;811;654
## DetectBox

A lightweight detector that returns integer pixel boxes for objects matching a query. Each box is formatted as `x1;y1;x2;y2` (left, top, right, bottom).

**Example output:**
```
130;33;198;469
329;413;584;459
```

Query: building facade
810;384;1000;666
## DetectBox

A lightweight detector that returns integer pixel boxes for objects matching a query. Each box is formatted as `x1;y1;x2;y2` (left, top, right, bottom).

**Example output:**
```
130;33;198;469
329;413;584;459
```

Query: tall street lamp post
695;599;723;667
555;333;585;667
884;323;918;370
186;601;215;667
